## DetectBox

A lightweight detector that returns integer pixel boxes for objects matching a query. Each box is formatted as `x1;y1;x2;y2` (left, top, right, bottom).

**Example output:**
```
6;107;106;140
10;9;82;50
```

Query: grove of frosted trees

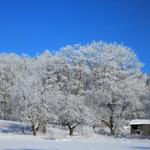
0;41;149;136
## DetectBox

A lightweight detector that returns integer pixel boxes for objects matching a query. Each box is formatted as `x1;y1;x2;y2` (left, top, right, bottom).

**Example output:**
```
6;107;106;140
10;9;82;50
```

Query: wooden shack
130;119;150;136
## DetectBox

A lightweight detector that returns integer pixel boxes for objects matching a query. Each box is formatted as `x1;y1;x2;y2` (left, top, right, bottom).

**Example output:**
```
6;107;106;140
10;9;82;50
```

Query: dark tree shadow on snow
5;149;49;150
1;123;31;135
5;149;60;150
130;146;150;150
4;148;60;150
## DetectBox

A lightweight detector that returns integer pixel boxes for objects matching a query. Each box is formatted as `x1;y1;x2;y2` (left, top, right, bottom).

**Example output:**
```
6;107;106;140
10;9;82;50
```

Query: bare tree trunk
106;102;116;135
31;124;38;136
69;127;74;136
68;124;76;136
31;125;36;136
101;118;115;135
109;115;115;135
110;126;115;135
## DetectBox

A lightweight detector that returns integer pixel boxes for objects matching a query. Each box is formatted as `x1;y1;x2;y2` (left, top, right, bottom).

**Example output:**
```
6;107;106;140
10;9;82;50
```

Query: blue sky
0;0;150;73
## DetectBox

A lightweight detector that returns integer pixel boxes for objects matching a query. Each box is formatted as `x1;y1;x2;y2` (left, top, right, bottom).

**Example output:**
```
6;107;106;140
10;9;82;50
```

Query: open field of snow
0;133;150;150
0;120;150;150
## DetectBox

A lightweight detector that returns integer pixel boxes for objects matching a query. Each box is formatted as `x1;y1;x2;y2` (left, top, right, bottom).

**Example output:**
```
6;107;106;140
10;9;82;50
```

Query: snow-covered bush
77;126;95;137
47;126;68;140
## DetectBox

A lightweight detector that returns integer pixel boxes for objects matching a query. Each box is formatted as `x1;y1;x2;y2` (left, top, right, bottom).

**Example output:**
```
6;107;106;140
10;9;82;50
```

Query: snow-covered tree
0;54;23;120
11;55;59;135
57;94;90;136
60;41;145;135
0;41;147;136
141;75;150;119
47;54;92;136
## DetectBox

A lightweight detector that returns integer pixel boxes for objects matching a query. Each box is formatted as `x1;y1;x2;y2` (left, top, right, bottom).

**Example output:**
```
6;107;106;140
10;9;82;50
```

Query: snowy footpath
0;133;150;150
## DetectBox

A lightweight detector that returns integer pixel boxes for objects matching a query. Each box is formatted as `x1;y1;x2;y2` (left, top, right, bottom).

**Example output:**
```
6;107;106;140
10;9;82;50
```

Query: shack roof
130;119;150;125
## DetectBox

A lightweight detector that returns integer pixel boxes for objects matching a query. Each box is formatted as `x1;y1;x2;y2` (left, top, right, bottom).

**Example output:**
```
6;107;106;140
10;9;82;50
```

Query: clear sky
0;0;150;73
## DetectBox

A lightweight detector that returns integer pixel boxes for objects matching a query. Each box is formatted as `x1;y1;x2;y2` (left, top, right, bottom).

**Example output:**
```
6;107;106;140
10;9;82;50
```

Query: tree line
0;41;149;136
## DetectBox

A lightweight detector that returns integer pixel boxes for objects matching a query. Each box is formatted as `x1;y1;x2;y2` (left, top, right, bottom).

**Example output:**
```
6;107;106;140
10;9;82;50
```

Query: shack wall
141;124;150;136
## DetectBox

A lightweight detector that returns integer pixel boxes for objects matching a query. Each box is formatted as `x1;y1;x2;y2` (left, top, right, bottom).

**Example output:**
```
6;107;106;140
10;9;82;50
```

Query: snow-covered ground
0;133;150;150
0;120;150;150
